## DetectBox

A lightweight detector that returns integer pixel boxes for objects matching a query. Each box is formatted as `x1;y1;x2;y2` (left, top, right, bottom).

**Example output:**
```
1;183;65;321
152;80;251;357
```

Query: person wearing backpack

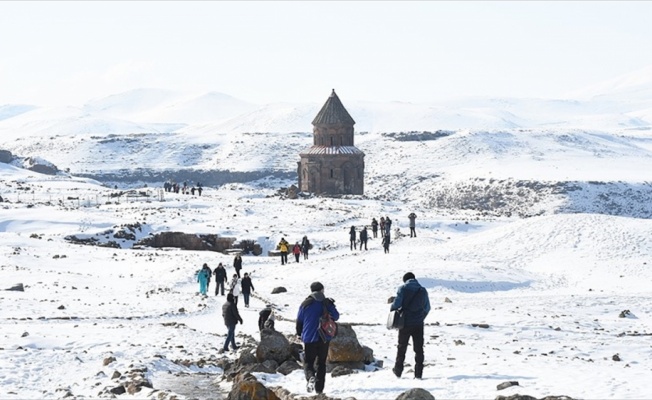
390;272;431;379
296;281;340;395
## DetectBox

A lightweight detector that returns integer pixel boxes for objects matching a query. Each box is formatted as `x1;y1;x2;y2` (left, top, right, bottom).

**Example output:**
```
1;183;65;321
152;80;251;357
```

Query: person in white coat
229;274;241;305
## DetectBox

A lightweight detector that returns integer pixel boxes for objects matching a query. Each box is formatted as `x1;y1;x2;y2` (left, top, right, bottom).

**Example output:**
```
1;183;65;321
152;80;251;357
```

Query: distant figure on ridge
349;226;357;251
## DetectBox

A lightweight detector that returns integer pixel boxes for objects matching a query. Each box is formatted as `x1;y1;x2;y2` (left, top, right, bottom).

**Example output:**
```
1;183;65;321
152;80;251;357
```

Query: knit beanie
403;272;416;282
310;281;324;292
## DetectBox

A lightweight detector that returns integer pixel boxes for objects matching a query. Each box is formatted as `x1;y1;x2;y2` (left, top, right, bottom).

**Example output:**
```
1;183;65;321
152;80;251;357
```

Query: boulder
396;388;435;400
276;360;302;375
256;329;292;364
328;323;364;363
271;287;287;294
227;377;280;400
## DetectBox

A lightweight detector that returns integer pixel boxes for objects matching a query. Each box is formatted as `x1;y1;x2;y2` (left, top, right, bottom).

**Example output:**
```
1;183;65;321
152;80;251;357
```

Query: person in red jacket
293;242;302;263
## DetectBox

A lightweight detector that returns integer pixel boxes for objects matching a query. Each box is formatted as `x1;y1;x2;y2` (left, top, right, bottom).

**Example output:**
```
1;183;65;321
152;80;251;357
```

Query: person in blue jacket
390;272;430;379
296;281;340;395
196;267;209;295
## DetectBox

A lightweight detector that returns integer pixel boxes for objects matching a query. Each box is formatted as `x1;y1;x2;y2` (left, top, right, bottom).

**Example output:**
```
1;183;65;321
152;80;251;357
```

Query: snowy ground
1;164;651;399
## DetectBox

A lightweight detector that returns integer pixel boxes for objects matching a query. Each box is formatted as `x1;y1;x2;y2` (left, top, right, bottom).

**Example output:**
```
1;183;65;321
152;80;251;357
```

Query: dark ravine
75;168;296;188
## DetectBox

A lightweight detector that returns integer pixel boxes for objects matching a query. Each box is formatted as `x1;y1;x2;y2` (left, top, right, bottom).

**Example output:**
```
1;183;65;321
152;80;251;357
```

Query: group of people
163;180;203;196
277;236;311;265
349;213;417;254
292;272;430;394
196;254;255;307
209;215;427;395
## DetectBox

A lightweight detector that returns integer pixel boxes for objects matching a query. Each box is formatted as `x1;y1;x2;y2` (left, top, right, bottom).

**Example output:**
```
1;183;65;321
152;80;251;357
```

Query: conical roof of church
312;89;356;126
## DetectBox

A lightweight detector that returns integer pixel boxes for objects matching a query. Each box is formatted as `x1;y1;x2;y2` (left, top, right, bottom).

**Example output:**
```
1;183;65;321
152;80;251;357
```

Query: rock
331;365;355;377
444;297;452;303
619;310;632;318
471;323;490;329
495;396;538;400
256;329;292;364
612;354;621;362
238;349;258;365
497;381;519;390
109;385;126;395
328;323;364;363
5;283;24;292
388;296;396;304
23;157;59;175
136;232;236;252
362;345;374;364
21;332;29;338
276;360;302;375
111;371;121;379
395;388;435;400
57;305;65;310
0;149;13;163
103;356;117;366
271;287;287;294
227;377;280;400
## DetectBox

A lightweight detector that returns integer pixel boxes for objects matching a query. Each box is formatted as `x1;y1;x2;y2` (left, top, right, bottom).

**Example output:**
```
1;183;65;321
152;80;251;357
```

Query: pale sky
1;1;652;107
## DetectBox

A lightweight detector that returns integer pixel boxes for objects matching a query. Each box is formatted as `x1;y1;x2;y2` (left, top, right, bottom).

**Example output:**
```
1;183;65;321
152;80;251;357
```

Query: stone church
297;90;365;195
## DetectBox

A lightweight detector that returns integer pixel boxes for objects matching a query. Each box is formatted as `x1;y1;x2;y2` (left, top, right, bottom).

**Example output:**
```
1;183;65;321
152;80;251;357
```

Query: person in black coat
383;234;390;254
359;227;368;250
233;254;243;278
371;218;379;238
241;272;255;308
222;293;243;352
349;226;357;251
301;236;310;260
213;263;227;296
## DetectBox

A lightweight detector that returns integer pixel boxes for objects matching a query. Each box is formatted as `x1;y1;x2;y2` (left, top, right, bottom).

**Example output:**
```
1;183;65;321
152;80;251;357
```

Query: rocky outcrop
228;373;280;400
137;232;236;252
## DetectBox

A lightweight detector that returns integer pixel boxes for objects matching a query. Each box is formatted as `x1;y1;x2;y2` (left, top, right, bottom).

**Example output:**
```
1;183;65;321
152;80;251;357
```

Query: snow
1;67;652;399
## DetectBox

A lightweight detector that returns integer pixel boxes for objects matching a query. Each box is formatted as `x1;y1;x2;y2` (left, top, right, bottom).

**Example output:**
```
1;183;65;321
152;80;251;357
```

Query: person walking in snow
390;272;430;380
197;267;209;295
359;226;368;251
296;282;340;395
213;263;227;296
371;218;379;238
349;226;357;251
201;263;212;292
408;212;417;238
301;236;311;260
385;216;392;238
229;274;241;305
293;242;302;263
380;217;386;238
383;234;391;254
233;253;243;278
222;293;243;352
240;272;255;308
278;237;289;265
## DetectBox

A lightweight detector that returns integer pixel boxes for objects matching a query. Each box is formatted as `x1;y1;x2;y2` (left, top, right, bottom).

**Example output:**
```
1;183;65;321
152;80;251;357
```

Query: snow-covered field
1;158;652;399
1;66;652;399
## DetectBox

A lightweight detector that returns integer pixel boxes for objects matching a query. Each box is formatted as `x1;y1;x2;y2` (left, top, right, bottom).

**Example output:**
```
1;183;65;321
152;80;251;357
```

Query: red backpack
318;301;338;341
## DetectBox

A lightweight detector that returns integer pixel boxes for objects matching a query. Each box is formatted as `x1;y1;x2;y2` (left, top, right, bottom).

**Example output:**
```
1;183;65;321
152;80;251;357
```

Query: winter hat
403;272;416;282
227;293;234;302
310;281;324;292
